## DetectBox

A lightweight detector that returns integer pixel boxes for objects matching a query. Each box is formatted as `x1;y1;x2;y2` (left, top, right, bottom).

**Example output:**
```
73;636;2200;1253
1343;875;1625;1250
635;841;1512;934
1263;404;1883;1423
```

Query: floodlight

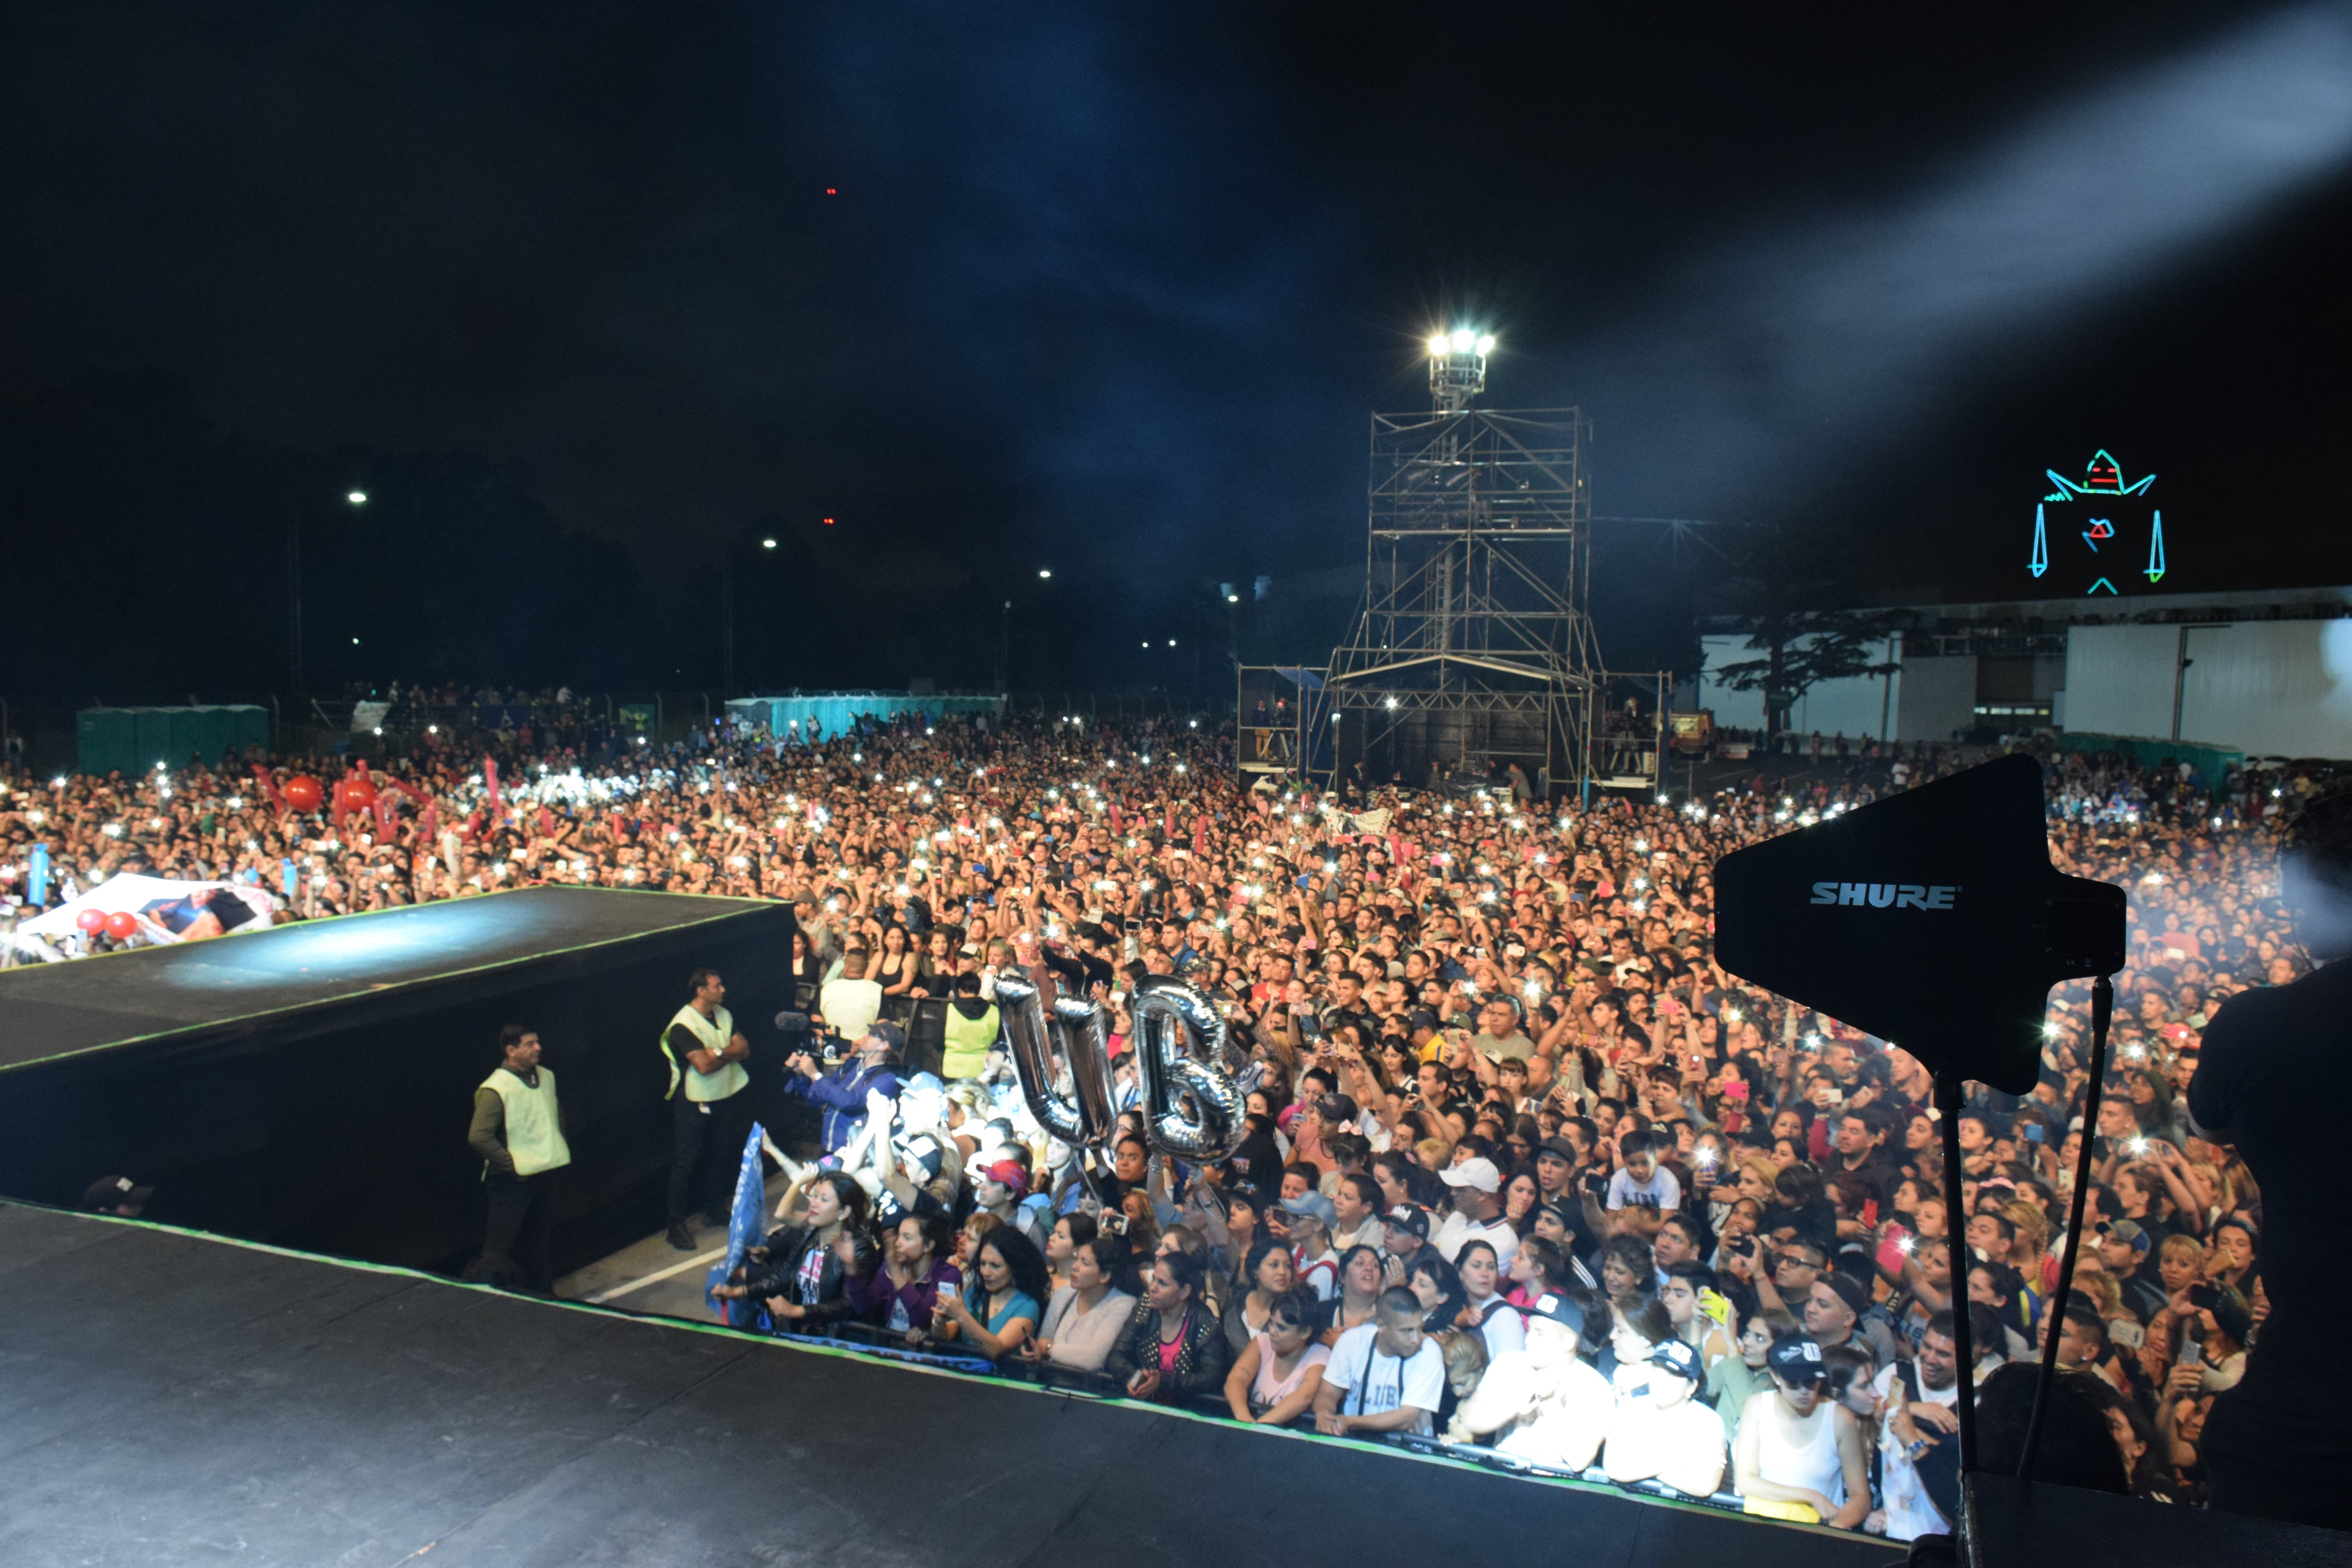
1450;328;1475;352
1427;333;1450;356
761;538;777;549
1476;334;1495;355
346;491;367;505
1039;568;1053;579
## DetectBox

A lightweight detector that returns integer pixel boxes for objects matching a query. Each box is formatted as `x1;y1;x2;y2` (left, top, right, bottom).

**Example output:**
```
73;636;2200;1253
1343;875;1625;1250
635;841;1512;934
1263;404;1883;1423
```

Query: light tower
1317;328;1609;797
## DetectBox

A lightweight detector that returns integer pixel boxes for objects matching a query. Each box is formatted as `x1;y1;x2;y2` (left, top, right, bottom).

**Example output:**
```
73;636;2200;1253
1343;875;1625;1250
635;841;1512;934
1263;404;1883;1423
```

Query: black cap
1768;1332;1828;1385
82;1175;153;1212
1535;1138;1578;1165
1383;1203;1431;1240
1524;1291;1586;1337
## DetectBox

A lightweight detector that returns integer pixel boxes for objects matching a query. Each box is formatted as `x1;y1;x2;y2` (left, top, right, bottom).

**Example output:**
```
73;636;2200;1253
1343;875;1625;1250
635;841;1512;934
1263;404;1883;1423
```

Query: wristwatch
1905;1437;1931;1462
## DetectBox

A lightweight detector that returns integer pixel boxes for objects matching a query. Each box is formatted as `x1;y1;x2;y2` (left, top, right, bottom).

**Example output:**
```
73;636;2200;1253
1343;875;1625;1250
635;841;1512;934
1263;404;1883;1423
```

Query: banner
350;701;391;735
706;1121;770;1329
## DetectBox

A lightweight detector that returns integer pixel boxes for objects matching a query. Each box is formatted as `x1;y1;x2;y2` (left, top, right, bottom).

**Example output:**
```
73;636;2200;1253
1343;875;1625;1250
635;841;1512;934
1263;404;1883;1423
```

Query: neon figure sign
2028;448;2166;596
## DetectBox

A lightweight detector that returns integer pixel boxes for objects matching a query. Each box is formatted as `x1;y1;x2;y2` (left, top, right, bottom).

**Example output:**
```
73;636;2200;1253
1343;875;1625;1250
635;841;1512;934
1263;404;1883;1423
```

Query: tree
1713;608;1899;740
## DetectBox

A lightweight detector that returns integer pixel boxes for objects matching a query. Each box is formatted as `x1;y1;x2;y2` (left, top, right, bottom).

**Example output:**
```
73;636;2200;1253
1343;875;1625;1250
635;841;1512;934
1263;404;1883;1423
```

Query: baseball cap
1441;1156;1502;1194
1648;1337;1704;1385
1315;1092;1359;1126
1383;1203;1431;1240
980;1159;1029;1196
1280;1191;1338;1229
82;1174;153;1212
1535;1138;1578;1165
1406;1009;1440;1033
1768;1333;1829;1385
864;1019;907;1054
2100;1219;2152;1255
1524;1291;1587;1338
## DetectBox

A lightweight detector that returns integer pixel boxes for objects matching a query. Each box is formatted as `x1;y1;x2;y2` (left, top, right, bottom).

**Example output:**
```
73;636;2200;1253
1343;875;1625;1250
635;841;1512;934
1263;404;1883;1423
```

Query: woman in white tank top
1732;1336;1869;1528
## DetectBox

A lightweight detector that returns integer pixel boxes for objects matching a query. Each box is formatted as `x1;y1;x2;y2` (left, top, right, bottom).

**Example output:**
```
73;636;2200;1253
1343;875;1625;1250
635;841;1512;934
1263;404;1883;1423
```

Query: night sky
5;2;2351;698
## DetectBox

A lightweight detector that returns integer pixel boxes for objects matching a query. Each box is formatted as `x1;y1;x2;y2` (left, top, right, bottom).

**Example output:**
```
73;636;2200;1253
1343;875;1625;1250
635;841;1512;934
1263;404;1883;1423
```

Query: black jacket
742;1224;859;1330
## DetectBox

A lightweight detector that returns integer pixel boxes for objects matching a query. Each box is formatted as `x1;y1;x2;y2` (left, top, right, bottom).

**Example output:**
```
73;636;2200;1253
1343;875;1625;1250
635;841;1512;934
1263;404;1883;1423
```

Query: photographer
2189;785;2352;1529
784;1019;906;1154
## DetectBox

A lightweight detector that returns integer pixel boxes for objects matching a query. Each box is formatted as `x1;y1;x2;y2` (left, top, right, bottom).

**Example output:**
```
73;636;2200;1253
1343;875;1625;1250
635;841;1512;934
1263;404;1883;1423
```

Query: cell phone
2022;1122;2045;1144
2178;1337;2202;1368
1723;1079;1750;1101
1875;1223;1912;1276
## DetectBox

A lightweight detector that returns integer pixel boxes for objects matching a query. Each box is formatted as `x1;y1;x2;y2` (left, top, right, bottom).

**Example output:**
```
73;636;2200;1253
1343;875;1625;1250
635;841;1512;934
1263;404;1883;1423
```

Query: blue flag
705;1120;770;1329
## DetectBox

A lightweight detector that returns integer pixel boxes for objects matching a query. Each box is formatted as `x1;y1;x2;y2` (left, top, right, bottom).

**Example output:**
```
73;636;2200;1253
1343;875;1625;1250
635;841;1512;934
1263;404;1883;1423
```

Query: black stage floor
0;885;772;1071
0;1202;1901;1568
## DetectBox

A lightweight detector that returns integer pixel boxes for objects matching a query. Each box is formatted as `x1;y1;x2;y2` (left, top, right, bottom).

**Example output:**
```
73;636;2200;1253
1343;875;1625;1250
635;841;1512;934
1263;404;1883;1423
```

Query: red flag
249;764;285;812
483;757;503;820
538;805;556;838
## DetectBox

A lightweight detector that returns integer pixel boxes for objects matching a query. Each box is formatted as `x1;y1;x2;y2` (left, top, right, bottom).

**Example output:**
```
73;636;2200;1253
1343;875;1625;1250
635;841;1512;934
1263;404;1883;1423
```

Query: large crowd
0;704;2317;1537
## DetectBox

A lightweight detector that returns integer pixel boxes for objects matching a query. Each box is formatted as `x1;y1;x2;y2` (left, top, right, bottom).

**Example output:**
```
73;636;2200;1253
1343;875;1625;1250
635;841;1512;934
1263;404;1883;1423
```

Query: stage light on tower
1427;326;1493;413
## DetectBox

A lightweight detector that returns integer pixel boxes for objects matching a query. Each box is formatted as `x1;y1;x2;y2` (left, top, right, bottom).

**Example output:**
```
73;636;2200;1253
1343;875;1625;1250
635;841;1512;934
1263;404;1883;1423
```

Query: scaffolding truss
1323;405;1611;795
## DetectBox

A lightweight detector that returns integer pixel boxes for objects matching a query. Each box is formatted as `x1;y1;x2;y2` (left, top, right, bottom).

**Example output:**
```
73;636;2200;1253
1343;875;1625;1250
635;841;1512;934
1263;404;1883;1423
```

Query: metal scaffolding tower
1321;334;1610;796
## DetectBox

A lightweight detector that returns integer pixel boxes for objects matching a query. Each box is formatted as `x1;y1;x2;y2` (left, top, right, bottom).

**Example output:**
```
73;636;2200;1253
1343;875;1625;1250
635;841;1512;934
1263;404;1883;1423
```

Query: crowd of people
0;704;2320;1537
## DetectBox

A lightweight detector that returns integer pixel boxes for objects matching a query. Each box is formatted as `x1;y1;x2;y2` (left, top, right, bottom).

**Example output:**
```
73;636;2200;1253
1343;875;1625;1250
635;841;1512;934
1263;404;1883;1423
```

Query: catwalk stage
0;886;797;1277
0;1201;1901;1568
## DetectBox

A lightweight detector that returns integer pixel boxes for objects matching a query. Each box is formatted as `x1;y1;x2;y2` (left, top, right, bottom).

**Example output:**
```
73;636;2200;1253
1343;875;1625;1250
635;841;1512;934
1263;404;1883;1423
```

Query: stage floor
0;1202;1900;1568
0;885;773;1072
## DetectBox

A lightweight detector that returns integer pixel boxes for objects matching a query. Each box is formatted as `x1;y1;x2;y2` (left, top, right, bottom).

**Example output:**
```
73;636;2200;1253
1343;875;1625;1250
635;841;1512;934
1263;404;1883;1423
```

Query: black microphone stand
2017;972;2114;1479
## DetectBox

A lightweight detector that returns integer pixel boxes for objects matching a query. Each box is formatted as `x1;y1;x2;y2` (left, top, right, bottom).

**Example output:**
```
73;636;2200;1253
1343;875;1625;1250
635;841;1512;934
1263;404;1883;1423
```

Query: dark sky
6;1;2352;690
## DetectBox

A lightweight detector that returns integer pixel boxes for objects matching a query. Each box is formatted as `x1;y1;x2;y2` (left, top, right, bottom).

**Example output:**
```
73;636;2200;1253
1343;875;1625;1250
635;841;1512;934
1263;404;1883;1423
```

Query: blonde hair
1415;1136;1454;1172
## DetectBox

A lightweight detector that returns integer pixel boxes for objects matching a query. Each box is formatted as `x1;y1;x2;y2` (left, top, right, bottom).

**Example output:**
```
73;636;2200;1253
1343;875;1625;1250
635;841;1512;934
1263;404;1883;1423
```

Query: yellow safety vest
939;1002;1000;1081
662;1003;748;1102
480;1066;572;1177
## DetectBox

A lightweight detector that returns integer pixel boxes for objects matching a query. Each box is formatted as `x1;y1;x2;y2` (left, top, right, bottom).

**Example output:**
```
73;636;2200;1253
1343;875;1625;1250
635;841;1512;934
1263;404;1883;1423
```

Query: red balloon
103;911;139;940
283;775;324;811
75;908;107;934
342;777;379;811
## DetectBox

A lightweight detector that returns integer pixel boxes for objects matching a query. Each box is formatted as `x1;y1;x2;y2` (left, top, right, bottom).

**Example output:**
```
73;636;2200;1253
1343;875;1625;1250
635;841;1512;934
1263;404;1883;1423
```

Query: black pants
480;1170;559;1294
668;1091;752;1225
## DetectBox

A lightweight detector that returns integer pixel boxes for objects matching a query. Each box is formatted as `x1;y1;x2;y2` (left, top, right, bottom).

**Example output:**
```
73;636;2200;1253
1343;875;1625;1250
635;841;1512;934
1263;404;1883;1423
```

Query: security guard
662;966;751;1249
468;1024;572;1293
938;971;1001;1080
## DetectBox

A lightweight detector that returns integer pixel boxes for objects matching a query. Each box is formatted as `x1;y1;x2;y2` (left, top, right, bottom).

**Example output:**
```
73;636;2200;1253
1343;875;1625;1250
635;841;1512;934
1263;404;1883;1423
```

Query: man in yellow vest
663;966;752;1250
467;1024;572;1293
939;971;1001;1080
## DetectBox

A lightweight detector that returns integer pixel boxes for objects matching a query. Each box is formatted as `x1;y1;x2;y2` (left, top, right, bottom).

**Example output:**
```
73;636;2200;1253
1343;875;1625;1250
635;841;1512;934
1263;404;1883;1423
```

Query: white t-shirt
1323;1323;1446;1436
1873;1362;1959;1543
1605;1165;1682;1214
1433;1211;1520;1272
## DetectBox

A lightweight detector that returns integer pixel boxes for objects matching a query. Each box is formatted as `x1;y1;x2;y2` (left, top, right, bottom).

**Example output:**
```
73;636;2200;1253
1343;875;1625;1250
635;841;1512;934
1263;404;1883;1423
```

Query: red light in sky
825;187;837;195
823;517;835;525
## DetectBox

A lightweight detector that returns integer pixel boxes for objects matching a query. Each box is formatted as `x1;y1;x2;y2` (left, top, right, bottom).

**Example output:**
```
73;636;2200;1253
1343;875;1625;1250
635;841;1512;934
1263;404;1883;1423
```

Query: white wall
1895;654;1977;742
2061;624;2178;740
1695;634;1898;739
2177;621;2352;758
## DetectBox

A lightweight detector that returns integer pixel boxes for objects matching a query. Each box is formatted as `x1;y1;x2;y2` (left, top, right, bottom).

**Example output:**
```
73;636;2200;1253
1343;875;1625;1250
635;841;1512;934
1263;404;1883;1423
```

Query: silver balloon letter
993;973;1113;1148
1130;976;1245;1162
